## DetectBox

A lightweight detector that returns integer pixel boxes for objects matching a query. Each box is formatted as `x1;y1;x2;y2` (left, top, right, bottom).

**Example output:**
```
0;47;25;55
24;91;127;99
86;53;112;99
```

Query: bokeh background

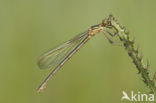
0;0;156;103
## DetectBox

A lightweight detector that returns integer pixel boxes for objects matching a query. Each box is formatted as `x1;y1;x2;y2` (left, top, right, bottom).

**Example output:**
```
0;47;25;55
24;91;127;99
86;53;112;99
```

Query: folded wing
38;31;88;69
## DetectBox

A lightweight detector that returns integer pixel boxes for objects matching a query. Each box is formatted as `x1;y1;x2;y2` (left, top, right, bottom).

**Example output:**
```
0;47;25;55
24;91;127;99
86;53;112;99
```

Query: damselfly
37;17;115;93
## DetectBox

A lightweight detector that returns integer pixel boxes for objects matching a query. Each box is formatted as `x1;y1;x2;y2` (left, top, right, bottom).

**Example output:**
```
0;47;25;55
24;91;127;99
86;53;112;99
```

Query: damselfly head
102;19;112;29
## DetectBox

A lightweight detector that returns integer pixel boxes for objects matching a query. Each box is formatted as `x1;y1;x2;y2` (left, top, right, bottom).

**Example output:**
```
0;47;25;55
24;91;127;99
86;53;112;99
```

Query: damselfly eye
102;19;112;28
102;19;108;26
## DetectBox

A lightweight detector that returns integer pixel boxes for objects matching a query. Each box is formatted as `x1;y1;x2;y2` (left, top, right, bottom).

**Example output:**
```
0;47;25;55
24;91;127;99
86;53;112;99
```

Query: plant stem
106;15;156;94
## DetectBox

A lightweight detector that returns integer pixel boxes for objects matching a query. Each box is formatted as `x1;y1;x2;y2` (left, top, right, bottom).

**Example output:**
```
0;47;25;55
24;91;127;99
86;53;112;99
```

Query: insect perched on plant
37;15;117;93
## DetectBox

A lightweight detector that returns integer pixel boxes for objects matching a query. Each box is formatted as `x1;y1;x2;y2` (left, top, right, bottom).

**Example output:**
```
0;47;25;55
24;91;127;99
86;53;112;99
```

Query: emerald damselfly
37;18;114;93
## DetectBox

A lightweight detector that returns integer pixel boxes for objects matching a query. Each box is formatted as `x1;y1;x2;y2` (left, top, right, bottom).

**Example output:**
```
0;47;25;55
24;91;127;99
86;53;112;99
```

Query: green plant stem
106;15;156;94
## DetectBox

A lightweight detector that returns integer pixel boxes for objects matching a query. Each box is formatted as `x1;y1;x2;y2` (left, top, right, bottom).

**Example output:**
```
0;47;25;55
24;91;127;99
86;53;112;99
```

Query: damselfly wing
37;31;89;93
38;31;88;69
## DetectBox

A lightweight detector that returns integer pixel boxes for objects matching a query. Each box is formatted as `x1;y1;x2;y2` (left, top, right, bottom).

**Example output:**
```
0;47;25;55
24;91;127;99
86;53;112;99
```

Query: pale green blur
0;0;156;103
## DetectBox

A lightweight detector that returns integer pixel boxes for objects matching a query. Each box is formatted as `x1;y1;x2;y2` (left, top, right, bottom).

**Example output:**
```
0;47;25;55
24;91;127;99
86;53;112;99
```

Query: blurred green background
0;0;156;103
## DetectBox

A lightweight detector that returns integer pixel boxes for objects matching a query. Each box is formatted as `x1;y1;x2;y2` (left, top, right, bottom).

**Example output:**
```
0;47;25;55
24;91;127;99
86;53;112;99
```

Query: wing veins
38;31;88;69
